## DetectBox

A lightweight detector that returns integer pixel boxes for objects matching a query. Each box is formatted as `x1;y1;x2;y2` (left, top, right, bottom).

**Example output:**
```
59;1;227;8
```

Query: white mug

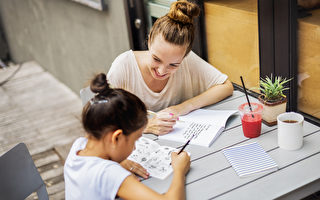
277;112;304;150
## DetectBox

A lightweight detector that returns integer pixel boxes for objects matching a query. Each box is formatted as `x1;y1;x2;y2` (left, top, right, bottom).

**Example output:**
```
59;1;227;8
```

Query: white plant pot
258;96;287;126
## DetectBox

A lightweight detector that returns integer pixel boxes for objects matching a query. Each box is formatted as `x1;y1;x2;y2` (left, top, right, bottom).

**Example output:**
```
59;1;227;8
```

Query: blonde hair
149;0;200;56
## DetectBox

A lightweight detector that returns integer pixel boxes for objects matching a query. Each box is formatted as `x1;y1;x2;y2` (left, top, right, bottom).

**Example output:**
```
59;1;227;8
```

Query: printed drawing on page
127;137;177;180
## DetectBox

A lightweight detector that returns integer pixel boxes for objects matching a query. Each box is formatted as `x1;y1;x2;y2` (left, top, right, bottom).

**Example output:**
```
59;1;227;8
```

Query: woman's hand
170;151;190;175
144;111;178;135
161;104;194;117
120;159;149;179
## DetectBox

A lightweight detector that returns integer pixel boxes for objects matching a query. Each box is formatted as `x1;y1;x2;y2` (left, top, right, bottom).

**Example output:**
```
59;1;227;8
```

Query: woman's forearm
176;80;234;115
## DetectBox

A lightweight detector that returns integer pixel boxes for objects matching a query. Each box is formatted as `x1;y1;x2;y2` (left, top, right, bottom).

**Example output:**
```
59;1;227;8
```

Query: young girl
64;73;190;200
107;0;234;135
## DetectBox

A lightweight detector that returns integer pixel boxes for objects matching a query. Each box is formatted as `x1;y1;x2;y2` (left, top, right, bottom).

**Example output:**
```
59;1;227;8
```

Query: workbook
127;137;177;180
222;142;278;177
159;109;238;147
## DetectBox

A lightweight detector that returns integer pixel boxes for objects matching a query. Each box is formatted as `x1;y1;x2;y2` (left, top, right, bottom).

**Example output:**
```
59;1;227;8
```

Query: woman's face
148;35;187;80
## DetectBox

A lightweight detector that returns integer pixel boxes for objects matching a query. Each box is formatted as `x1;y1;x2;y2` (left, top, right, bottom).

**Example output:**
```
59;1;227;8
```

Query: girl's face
117;125;145;162
148;35;187;80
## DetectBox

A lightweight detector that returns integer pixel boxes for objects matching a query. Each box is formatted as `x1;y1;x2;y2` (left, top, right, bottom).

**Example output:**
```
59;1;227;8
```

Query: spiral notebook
222;142;278;177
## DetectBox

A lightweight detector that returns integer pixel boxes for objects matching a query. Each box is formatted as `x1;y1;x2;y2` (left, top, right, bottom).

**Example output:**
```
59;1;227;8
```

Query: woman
107;0;233;135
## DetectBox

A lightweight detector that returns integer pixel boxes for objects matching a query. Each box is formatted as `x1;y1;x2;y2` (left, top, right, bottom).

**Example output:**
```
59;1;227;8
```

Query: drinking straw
240;76;254;118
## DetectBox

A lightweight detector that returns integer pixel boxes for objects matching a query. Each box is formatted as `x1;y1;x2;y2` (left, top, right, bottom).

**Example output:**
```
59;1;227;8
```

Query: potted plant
257;75;292;126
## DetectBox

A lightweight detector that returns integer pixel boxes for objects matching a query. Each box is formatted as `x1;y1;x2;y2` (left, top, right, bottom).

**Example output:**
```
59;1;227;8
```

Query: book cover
222;142;278;177
127;137;176;180
159;109;238;147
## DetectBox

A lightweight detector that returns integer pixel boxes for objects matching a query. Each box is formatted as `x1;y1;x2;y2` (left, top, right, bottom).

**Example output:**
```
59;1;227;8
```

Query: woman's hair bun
90;73;111;95
167;0;200;25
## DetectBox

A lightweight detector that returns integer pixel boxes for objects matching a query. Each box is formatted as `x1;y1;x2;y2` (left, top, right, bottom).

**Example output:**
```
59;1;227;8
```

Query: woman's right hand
144;112;178;135
170;152;190;175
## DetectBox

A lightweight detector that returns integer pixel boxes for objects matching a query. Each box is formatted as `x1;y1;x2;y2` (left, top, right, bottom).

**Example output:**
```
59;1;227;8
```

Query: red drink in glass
238;103;263;138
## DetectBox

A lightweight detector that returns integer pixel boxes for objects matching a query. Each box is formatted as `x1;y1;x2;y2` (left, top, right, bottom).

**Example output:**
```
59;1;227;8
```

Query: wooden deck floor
0;61;85;199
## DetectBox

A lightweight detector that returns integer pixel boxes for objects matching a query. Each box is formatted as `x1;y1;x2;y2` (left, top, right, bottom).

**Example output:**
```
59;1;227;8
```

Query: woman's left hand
160;104;190;117
120;159;149;180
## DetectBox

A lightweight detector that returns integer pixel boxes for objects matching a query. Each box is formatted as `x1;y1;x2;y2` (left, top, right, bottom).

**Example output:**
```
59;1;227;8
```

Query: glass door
297;4;320;120
204;0;260;90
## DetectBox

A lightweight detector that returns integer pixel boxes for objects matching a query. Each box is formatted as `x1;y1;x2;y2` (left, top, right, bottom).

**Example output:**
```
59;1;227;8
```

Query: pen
177;134;195;154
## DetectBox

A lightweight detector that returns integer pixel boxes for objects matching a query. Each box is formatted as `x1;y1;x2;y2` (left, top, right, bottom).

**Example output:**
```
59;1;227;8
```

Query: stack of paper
222;142;278;177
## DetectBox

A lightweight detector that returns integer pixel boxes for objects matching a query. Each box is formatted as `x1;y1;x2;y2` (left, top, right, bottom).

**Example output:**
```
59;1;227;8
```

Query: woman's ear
111;129;123;145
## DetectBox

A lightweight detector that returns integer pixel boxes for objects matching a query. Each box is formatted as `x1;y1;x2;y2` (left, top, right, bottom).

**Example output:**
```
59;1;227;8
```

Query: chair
80;86;95;106
0;143;49;200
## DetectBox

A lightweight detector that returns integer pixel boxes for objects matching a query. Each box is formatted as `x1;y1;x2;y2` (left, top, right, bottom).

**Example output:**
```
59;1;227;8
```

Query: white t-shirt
64;137;131;200
107;50;228;112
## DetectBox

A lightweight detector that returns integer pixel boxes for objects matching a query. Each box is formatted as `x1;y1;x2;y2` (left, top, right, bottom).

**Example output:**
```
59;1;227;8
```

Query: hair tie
90;99;108;105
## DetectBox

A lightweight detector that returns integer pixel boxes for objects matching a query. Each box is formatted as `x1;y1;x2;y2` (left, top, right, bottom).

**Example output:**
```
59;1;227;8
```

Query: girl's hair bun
90;73;111;96
167;0;200;25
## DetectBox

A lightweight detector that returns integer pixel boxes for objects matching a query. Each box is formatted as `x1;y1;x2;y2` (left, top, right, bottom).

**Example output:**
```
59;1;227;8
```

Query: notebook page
159;109;237;147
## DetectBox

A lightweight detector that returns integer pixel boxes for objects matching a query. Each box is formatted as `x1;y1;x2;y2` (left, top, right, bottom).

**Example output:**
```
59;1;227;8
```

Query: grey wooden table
141;90;320;200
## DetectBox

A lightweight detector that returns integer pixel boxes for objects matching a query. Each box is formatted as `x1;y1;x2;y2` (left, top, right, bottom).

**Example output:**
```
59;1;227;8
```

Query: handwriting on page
183;122;212;140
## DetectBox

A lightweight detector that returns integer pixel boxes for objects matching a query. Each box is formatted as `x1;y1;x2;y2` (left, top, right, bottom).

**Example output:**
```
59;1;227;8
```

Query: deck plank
0;62;85;199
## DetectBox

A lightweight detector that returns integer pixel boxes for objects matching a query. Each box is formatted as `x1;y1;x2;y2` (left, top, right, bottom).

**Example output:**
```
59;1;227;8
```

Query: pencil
177;134;195;154
170;134;194;165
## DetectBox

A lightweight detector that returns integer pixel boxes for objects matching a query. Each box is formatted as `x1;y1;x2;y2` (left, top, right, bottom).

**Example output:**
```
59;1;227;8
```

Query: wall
0;0;131;93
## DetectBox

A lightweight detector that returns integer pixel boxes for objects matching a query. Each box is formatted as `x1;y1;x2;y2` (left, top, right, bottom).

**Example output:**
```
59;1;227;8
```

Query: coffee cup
277;112;304;150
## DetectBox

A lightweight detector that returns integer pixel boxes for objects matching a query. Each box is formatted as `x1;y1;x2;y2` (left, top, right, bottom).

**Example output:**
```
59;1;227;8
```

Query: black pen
178;134;195;154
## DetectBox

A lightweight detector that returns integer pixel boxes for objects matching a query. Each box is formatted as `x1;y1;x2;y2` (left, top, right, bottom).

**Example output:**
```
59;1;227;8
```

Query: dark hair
82;73;147;139
149;0;200;56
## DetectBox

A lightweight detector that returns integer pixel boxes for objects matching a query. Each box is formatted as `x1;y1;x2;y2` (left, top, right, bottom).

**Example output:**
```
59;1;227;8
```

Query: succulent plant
259;74;292;102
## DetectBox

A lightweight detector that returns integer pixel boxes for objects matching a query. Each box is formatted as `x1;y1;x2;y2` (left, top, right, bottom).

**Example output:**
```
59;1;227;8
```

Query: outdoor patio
0;61;85;199
1;61;320;200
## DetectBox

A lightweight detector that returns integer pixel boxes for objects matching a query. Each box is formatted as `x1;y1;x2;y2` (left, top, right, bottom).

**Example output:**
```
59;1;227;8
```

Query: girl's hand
170;151;190;175
145;112;178;135
120;159;149;179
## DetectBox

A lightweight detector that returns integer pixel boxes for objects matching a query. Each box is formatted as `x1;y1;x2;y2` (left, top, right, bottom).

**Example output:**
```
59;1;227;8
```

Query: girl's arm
117;152;190;200
120;159;149;179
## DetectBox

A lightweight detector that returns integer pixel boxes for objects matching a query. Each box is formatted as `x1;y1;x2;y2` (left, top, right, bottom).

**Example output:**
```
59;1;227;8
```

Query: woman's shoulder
183;51;203;63
112;50;135;65
179;51;207;72
182;51;215;71
108;50;137;77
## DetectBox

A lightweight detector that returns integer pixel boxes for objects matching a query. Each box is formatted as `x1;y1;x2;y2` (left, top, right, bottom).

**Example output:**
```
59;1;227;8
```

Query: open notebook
127;137;177;180
222;142;278;177
159;109;238;147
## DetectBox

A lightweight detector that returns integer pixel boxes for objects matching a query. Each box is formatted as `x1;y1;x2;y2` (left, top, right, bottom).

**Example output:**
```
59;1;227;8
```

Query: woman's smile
153;68;168;79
